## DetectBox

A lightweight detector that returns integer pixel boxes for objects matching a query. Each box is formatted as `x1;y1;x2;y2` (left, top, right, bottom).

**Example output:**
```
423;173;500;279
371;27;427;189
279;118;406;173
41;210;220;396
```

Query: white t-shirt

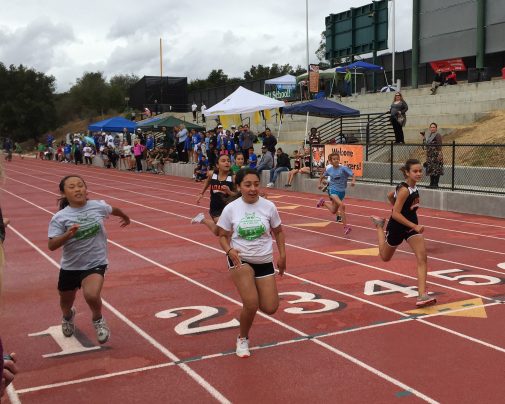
83;146;93;157
217;197;281;264
123;144;132;156
192;103;197;112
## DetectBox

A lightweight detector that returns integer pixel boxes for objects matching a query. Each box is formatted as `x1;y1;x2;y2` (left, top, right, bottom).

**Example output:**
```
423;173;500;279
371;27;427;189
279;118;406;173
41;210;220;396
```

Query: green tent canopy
137;116;205;131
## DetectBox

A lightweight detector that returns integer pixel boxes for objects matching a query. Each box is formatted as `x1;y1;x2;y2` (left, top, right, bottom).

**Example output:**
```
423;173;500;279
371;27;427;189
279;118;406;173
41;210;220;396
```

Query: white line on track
6;171;505;297
6;385;21;404
3;176;501;304
13;162;505;241
6;166;505;275
2;186;440;403
7;224;231;404
4;177;505;358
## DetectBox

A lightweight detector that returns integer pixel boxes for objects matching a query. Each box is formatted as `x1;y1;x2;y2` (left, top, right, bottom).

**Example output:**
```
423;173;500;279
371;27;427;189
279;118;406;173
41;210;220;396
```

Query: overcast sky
0;0;412;93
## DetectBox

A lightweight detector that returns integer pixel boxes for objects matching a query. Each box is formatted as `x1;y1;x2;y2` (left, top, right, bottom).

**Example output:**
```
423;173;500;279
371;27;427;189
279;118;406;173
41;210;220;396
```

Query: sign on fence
324;144;363;176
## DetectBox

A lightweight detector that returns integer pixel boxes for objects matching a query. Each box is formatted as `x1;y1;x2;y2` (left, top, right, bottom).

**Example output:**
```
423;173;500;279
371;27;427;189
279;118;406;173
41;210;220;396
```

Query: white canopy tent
204;86;284;116
264;74;296;86
204;86;285;137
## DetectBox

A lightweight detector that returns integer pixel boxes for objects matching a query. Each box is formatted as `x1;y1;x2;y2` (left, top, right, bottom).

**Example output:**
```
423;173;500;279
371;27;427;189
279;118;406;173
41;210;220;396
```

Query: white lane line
3;180;499;305
1;189;439;403
6;384;21;404
6;167;505;273
25;158;503;231
7;224;231;404
12;163;505;241
5;181;505;361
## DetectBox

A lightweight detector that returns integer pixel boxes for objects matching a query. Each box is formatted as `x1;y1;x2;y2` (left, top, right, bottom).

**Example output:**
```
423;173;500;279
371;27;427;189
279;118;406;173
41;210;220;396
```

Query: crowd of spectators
21;121;310;187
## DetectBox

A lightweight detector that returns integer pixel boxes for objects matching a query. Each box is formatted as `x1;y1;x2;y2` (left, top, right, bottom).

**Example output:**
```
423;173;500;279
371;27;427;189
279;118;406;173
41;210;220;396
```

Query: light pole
391;0;396;87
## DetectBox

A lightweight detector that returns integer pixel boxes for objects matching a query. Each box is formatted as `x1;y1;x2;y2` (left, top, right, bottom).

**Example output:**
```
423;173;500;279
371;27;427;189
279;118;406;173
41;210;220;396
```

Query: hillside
443;110;505;144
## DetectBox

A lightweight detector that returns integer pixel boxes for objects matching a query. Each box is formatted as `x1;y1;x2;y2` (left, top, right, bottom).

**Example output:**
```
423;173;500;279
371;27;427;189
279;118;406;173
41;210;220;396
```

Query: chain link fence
359;142;505;194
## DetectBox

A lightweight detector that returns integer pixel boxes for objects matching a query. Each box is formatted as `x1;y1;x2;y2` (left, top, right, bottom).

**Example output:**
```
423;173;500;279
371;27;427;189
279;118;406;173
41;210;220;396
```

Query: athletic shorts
385;221;420;247
328;189;346;200
58;265;107;291
227;257;275;278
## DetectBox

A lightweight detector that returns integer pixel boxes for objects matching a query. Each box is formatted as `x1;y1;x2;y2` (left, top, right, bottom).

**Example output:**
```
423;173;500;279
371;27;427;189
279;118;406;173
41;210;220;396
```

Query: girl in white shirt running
217;168;286;358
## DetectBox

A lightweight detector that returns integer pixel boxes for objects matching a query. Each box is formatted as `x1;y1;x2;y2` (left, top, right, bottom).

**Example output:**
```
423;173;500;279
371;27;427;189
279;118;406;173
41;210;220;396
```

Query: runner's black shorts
58;265;107;291
386;220;420;247
227;257;275;278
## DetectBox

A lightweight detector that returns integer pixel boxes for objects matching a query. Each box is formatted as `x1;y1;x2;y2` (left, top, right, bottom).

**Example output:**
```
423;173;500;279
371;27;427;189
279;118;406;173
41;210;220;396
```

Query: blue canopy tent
88;116;137;132
331;61;388;96
283;98;359;118
282;98;360;143
349;61;388;95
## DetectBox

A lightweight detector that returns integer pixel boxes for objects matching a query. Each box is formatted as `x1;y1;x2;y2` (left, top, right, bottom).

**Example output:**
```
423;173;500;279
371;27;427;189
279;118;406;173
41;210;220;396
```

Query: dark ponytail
57;175;87;210
399;159;421;177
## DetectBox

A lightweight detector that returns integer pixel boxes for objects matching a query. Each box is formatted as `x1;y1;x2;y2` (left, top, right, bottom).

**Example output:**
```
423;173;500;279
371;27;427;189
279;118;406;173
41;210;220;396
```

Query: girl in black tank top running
192;154;236;235
370;159;437;308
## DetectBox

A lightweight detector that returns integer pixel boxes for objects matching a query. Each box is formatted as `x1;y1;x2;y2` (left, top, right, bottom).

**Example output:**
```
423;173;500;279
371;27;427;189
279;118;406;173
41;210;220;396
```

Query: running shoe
335;215;342;223
316;198;325;208
61;307;76;337
370;216;386;228
191;212;205;224
236;336;250;358
284;184;292;187
93;317;110;344
343;225;352;235
416;294;437;307
266;182;274;188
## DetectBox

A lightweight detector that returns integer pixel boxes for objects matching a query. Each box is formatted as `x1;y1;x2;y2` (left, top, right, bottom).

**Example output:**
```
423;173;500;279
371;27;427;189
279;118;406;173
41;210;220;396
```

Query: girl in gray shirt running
48;175;130;344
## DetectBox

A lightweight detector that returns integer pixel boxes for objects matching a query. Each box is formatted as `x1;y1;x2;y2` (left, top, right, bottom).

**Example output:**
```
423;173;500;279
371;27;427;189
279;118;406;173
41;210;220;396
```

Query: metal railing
358;142;505;194
316;112;395;150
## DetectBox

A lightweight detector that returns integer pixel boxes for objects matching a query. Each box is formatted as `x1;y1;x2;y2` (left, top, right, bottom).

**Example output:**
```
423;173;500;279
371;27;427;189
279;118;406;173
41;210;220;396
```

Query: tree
316;31;327;63
243;64;293;81
109;74;139;111
289;65;307;76
0;63;57;142
68;72;110;117
206;69;229;86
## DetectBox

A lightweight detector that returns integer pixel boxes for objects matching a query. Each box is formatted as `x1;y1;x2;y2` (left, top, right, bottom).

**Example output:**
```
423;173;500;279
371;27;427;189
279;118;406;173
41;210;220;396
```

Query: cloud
0;19;75;72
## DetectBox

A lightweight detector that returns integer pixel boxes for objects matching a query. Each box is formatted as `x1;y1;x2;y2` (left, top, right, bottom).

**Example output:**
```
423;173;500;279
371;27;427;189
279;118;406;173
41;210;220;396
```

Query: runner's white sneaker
93;317;110;344
266;182;274;188
416;294;437;307
191;212;205;224
236;336;250;358
62;307;76;337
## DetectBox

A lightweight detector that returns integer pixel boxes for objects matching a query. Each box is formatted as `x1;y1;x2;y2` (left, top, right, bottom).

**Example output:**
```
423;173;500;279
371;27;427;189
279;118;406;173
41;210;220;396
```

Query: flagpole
391;0;396;86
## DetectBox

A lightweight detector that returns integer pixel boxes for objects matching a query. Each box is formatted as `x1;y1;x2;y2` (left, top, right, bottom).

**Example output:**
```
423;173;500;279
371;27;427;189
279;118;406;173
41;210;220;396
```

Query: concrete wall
92;157;505;218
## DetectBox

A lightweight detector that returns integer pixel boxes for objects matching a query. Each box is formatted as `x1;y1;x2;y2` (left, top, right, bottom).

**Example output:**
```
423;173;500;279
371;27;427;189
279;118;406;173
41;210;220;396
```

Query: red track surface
1;158;505;403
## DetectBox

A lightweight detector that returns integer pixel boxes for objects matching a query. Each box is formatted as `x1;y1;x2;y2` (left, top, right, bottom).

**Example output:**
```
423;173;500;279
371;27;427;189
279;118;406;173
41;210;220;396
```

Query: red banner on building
430;58;466;72
309;64;320;93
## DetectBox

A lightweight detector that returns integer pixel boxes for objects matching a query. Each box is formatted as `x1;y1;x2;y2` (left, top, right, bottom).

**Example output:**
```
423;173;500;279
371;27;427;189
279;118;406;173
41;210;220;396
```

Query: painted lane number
279;292;342;314
428;269;503;286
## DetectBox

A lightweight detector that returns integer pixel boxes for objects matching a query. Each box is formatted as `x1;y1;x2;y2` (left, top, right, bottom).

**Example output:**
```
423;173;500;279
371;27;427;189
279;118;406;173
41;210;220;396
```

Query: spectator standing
191;101;198;122
262;128;277;156
267;148;291;187
133;139;146;172
430;69;444;95
307;127;321;145
239;124;256;162
200;102;207;123
344;68;352;96
421;122;444;188
83;144;93;165
176;125;189;163
389;92;408;144
122;127;132;145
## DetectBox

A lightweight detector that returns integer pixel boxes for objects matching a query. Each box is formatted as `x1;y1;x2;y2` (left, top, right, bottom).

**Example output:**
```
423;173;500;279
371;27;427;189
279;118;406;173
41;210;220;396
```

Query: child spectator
248;146;257;168
194;155;209;181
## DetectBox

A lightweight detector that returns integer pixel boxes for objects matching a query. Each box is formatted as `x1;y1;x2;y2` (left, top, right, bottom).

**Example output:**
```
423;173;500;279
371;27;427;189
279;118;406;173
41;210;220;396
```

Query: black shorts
58;265;107;291
227;257;275;278
386;221;420;247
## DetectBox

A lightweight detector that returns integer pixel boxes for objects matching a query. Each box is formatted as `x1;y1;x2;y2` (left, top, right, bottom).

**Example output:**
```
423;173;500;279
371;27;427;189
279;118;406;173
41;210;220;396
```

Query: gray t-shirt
48;200;112;270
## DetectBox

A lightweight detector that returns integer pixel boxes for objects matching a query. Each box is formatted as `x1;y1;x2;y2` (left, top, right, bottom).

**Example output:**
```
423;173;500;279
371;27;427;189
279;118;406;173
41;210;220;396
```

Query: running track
1;157;505;403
